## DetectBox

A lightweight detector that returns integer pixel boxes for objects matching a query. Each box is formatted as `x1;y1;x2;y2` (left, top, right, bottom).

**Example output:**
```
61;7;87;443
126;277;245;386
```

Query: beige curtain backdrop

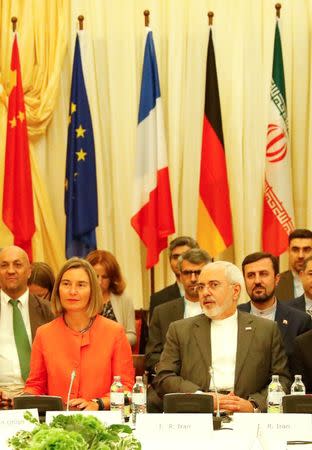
1;0;312;308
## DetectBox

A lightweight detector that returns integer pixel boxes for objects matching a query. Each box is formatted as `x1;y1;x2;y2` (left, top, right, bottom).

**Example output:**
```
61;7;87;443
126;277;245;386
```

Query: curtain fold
1;0;312;306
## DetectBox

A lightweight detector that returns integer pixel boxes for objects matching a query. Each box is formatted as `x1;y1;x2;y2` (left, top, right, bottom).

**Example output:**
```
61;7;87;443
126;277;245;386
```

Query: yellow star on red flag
17;110;25;122
9;116;17;128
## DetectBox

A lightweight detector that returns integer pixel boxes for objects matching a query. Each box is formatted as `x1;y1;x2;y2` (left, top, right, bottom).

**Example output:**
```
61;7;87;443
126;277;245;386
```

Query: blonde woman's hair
51;257;103;318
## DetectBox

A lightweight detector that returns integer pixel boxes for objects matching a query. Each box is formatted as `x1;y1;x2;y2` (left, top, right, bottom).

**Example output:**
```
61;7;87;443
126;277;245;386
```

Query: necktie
9;299;31;381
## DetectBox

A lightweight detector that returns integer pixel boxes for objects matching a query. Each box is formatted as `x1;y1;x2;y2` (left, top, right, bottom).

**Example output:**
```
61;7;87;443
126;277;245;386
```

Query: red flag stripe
131;167;174;269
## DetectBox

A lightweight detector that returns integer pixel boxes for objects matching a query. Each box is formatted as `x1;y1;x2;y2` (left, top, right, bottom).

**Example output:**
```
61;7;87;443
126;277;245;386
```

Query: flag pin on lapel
245;327;252;331
283;319;288;325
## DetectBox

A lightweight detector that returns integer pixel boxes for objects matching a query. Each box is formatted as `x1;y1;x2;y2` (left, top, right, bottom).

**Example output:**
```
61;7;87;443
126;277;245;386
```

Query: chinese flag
2;34;35;260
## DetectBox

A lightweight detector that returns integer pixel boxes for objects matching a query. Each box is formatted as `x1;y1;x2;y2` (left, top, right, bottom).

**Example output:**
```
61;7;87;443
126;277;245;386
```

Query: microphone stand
66;370;76;411
209;367;222;430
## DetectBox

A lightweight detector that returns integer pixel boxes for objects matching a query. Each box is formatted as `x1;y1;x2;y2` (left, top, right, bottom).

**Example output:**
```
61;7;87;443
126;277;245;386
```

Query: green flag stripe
272;21;286;103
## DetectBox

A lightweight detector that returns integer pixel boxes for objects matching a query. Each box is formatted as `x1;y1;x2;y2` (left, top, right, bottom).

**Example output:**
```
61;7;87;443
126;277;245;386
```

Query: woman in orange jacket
24;257;134;411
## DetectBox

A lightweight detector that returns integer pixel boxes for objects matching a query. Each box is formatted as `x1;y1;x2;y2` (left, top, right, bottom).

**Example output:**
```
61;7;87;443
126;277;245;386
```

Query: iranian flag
262;19;295;255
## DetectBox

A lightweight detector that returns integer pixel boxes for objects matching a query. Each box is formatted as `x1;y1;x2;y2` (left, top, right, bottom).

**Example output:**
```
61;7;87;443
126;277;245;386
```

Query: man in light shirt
275;229;312;302
155;261;291;412
145;248;210;412
0;246;54;404
239;252;311;356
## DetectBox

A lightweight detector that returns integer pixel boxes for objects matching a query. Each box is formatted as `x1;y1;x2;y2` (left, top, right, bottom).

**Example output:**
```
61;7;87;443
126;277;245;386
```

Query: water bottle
291;374;306;395
131;375;147;425
110;375;125;419
267;374;285;413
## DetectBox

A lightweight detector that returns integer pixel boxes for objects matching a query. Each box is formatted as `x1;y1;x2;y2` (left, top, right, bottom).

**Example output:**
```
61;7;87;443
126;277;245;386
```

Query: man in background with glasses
149;236;199;320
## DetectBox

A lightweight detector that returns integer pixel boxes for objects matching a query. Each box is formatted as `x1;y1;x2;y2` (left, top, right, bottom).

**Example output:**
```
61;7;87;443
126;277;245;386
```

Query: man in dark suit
154;261;291;412
0;246;54;403
275;229;312;302
239;252;311;356
146;248;211;374
149;236;199;319
289;330;312;392
288;256;312;315
146;248;210;412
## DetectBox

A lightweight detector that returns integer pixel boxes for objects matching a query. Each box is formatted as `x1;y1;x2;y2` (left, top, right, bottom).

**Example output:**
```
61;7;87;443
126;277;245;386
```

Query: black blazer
288;294;306;313
238;300;312;356
275;270;294;302
289;329;312;393
149;282;181;319
145;297;184;372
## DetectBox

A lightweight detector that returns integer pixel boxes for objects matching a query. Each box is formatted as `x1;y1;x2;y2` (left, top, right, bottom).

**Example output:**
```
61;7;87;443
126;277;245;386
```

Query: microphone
209;366;220;417
209;366;222;431
66;370;76;411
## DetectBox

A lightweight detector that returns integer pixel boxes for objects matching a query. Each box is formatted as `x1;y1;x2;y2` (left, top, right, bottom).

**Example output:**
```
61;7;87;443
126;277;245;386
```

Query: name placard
234;413;312;443
0;408;39;450
135;414;213;449
45;410;123;425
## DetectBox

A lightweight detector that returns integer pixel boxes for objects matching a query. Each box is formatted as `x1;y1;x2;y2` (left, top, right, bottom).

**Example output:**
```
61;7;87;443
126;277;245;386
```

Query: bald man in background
0;246;54;404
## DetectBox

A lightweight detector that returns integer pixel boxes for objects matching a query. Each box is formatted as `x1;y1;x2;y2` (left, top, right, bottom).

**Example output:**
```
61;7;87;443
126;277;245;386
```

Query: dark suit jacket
238;300;312;356
149;282;181;319
154;311;291;411
28;294;54;340
288;294;306;313
145;297;184;373
275;270;294;302
0;294;54;342
289;329;312;393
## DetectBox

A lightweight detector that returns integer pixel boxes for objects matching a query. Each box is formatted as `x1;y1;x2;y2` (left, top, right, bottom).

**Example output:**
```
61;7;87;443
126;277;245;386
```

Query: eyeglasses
170;254;182;260
180;269;202;277
196;281;231;292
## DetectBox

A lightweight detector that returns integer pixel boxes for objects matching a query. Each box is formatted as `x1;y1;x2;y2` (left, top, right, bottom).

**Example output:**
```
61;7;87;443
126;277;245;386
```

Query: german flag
197;28;233;256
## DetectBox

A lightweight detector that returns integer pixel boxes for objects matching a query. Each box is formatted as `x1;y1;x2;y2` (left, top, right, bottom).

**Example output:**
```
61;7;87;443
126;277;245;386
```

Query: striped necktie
9;299;31;381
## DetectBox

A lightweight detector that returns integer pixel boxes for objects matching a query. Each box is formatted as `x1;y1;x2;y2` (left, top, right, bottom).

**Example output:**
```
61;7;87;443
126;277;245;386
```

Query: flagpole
78;15;84;30
11;16;17;32
143;9;155;296
208;11;214;26
275;3;281;18
144;10;150;27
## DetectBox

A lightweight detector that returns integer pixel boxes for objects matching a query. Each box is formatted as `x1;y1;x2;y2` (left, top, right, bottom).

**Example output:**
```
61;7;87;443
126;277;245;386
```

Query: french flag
131;29;175;269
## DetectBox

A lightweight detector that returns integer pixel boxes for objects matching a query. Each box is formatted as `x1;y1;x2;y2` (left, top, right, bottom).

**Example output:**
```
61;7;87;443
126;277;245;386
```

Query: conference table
0;409;311;450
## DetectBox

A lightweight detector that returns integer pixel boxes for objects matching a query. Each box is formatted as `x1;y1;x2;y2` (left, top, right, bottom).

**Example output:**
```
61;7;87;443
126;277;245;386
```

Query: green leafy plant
8;412;141;450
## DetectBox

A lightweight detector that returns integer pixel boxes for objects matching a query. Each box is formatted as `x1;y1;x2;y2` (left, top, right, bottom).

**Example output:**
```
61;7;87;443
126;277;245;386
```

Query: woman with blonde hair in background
86;250;136;347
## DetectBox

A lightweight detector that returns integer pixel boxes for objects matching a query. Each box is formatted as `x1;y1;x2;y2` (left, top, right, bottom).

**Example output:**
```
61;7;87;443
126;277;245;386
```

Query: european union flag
65;34;98;258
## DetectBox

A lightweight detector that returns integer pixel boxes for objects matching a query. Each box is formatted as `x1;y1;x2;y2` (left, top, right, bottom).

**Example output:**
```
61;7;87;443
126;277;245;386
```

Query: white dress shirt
183;298;202;319
177;280;185;297
209;311;238;391
0;289;32;385
293;272;304;298
304;294;312;316
250;300;277;322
